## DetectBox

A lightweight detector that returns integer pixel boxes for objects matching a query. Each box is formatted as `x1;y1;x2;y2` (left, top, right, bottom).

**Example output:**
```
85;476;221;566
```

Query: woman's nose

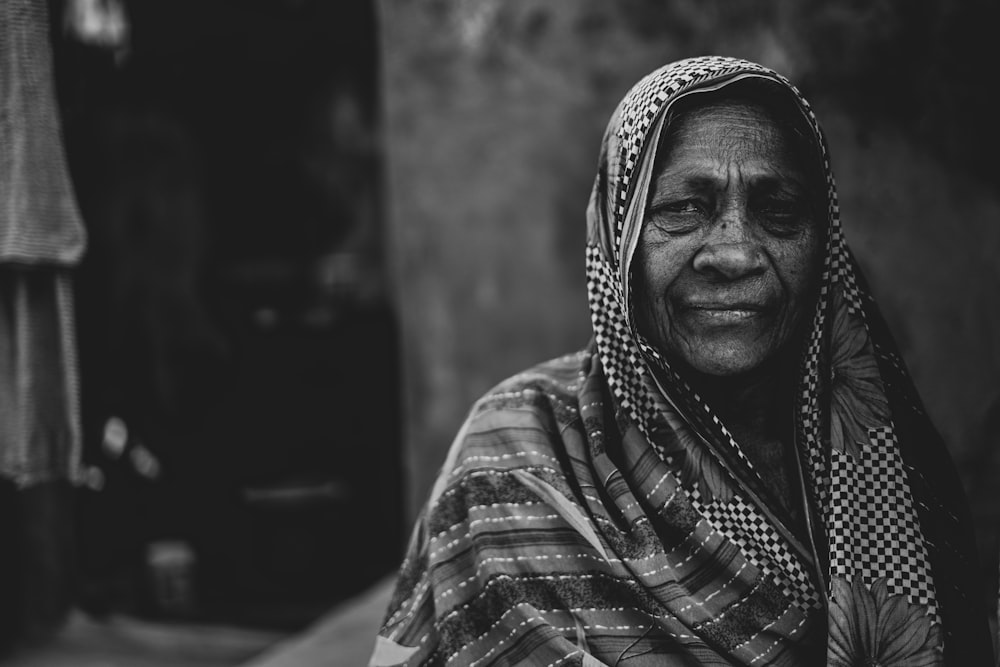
693;242;767;279
692;215;767;279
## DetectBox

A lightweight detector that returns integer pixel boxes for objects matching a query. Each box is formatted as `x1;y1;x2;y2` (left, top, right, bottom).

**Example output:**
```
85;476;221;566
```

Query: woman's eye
647;199;708;234
763;201;799;216
757;198;808;235
663;199;706;215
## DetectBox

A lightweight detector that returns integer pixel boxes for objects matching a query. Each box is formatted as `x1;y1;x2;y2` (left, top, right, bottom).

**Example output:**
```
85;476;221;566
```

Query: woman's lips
679;302;773;324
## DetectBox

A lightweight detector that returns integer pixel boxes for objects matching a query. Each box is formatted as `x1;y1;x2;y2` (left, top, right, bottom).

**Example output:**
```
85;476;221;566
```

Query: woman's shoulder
425;348;595;515
428;350;592;492
470;349;592;425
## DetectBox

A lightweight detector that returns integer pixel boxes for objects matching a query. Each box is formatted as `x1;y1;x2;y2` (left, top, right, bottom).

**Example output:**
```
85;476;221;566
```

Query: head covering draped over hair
371;56;991;667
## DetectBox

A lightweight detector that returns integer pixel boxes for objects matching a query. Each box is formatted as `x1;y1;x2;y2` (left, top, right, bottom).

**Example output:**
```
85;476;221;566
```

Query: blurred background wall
376;0;1000;598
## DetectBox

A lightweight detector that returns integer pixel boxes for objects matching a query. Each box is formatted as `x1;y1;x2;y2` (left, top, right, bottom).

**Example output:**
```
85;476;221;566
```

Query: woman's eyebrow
648;173;717;204
746;172;809;195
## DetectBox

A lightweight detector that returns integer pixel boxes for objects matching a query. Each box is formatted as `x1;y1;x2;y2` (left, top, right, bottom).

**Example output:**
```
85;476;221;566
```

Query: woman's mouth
693;308;759;321
680;302;773;325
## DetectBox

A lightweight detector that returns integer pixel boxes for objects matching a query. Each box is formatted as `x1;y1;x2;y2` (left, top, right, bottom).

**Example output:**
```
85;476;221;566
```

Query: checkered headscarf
584;55;941;626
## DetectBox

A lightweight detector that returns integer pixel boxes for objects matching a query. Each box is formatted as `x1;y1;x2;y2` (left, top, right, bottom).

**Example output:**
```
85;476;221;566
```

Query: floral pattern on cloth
653;400;733;504
828;285;890;459
828;576;943;666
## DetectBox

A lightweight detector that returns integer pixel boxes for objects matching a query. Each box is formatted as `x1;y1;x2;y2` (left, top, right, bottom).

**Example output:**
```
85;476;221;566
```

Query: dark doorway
52;0;403;631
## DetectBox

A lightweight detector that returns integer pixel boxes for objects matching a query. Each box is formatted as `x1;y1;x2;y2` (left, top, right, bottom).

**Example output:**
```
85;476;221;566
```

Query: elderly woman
370;57;992;666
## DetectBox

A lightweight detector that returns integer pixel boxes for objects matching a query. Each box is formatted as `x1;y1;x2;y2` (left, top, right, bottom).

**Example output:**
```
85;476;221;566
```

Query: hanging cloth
0;0;87;486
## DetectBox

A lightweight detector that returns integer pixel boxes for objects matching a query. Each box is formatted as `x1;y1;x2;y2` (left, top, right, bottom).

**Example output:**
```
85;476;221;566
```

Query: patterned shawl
371;56;992;666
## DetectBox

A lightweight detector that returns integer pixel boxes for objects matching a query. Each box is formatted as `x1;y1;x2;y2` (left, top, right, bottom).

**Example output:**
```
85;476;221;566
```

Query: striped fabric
0;0;87;266
375;351;823;666
372;57;992;665
0;269;82;486
0;0;85;487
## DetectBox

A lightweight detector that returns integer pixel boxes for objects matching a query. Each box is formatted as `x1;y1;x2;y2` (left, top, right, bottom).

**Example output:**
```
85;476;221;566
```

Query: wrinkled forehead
654;102;798;171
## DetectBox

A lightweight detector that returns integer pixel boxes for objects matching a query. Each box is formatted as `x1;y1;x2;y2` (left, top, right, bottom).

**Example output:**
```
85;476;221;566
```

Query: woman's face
634;100;824;377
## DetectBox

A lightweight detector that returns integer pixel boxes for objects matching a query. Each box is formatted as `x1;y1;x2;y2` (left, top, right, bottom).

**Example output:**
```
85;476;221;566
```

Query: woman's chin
678;341;776;378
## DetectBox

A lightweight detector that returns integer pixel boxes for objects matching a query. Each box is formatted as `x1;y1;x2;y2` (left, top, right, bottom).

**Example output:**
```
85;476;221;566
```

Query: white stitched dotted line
584;488;642;515
551;622;646;632
429;505;555;559
735;598;796;653
748;613;808;665
457;450;561;467
674;521;716;567
478;552;622;571
442;589;723;662
704;561;749;603
430;466;570;540
674;561;749;614
585;521;715;582
646;472;677;507
650;483;679;511
549;606;630;615
632;557;684;580
434;553;623;607
429;529;473;560
733;603;788;658
480;389;538;401
686;578;763;623
434;532;608;602
434;466;559;509
468;513;560;530
429;510;563;559
478;388;581;416
440;573;608;627
649;615;696;641
457;604;543;667
479;553;618;567
544;651;580;667
434;469;507;505
435;572;478;606
429;500;551;551
582;491;642;517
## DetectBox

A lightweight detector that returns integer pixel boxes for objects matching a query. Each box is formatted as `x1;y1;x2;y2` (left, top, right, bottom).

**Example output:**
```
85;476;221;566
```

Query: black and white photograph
0;1;997;665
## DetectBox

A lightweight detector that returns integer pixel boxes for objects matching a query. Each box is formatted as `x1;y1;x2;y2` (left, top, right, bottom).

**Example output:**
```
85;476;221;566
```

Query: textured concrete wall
376;1;1000;574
